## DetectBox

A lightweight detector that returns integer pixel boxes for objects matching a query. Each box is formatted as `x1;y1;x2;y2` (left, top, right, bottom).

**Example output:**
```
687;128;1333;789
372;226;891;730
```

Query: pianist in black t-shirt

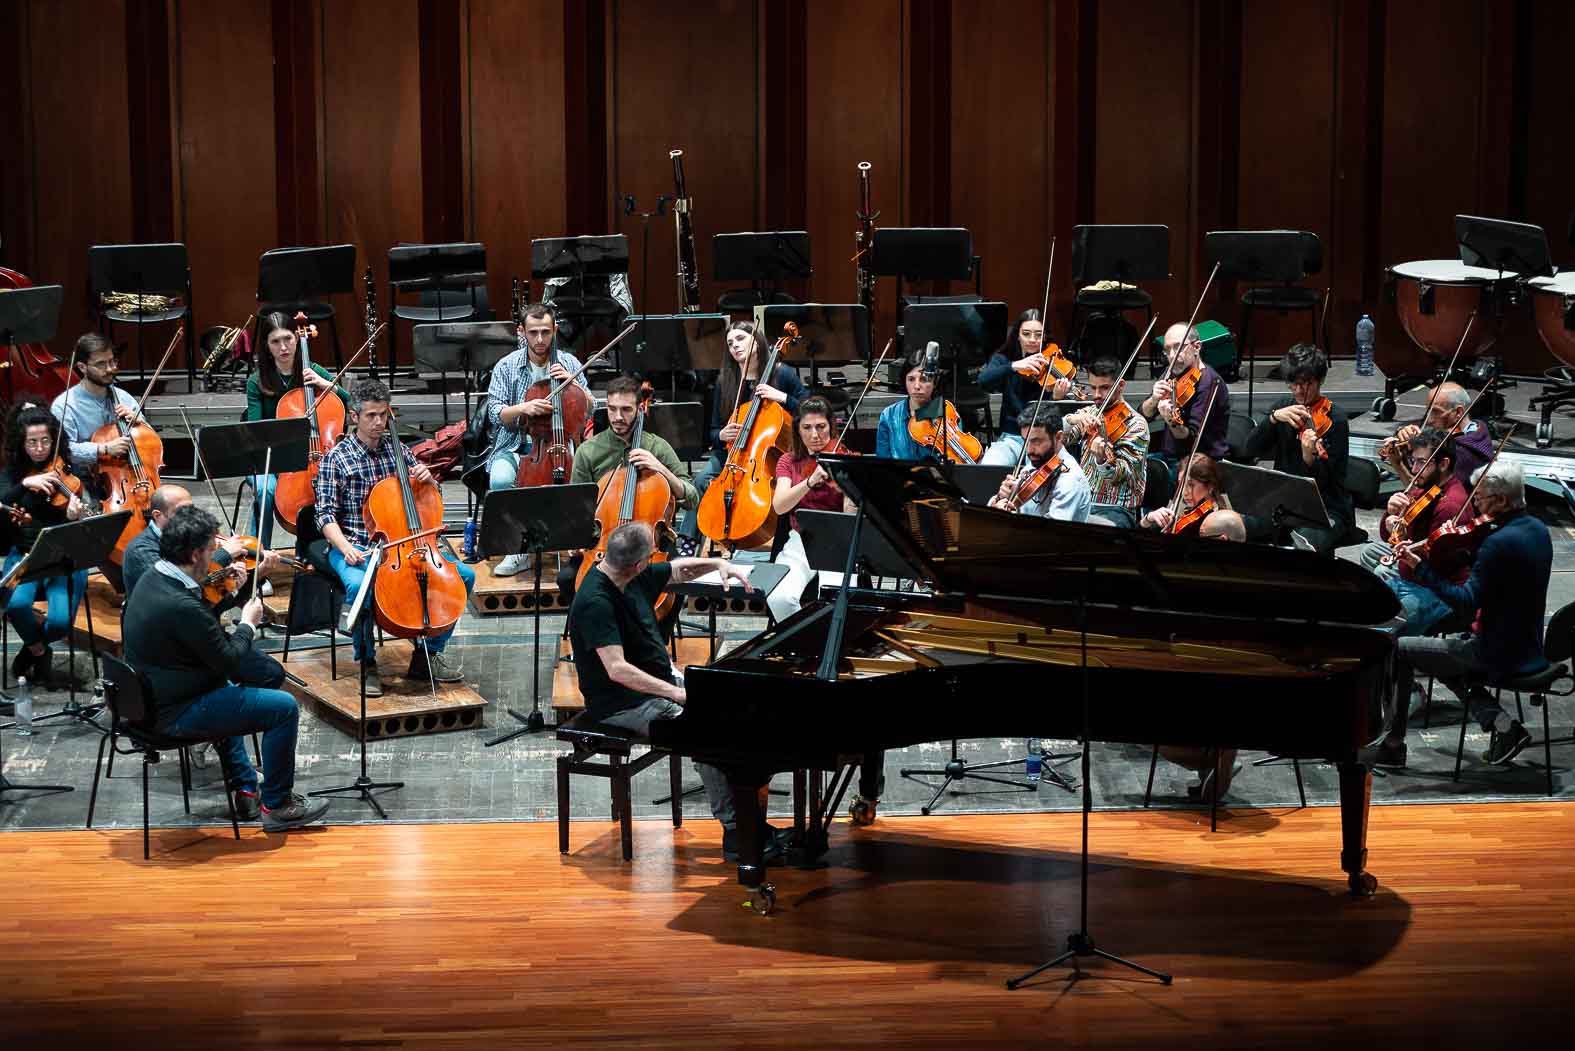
567;520;783;860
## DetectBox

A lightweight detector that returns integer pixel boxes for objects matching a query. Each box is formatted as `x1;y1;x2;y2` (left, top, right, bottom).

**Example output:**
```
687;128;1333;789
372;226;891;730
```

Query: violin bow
178;406;237;535
836;337;895;448
1164;383;1220;527
251;446;272;604
545;322;637;402
1170;261;1221;383
46;341;83;469
1038;238;1055;340
325;321;388;392
1445;423;1517;529
1404;378;1496;494
1406;312;1476;442
130;325;186;421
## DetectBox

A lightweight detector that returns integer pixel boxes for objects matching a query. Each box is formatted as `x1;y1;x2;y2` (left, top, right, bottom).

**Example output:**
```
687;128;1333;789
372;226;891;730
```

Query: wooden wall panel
950;0;1050;322
1091;0;1194;325
0;1;36;273
466;0;568;316
803;0;903;341
25;0;134;350
1524;0;1575;268
174;0;278;333
321;0;423;361
608;0;759;317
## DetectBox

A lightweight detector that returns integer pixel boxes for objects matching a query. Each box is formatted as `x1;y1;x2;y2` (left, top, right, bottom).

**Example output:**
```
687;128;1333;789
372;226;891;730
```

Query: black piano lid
819;455;1401;627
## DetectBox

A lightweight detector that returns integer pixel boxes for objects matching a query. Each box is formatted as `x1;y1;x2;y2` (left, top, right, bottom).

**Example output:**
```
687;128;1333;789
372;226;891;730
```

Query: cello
575;400;678;617
363;429;469;645
696;322;800;548
273;314;342;534
94;327;178;566
512;347;598;488
0;265;72;406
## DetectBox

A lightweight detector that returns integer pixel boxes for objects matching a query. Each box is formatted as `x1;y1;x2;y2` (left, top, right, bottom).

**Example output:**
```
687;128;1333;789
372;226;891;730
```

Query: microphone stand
619;192;670;361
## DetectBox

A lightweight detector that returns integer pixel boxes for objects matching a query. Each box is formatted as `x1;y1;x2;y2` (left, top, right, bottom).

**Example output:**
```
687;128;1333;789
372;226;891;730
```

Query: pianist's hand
667;683;688;705
714;560;751;592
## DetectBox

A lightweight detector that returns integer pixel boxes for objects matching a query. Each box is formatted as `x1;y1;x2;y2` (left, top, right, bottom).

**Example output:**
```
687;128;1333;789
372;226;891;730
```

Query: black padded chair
281;536;347;680
88;242;196;386
255;244;357;370
1224;412;1258;464
556;714;683;861
87;655;242;860
385;243;487;378
1142;455;1174;513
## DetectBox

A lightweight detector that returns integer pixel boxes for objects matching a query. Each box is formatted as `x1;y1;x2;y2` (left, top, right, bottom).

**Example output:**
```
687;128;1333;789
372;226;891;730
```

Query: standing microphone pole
618;191;670;359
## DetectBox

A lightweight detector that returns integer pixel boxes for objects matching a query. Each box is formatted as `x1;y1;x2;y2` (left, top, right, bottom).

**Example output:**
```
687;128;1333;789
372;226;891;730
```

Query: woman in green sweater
244;312;348;549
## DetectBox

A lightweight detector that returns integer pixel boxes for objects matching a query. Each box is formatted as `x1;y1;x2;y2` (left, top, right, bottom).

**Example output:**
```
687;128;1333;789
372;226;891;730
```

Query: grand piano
651;458;1398;914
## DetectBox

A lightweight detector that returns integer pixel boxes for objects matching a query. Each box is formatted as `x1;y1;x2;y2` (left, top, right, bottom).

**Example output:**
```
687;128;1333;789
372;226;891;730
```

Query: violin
0;266;72;406
696;322;799;548
1016;342;1078;388
93;329;177;567
1001;453;1065;511
1300;396;1334;460
1406;512;1497;567
363;435;468;641
198;535;306;609
1;500;32;527
273;314;346;534
34;454;86;511
1080;387;1138;446
907;398;984;464
513;349;595;488
1170;497;1216;536
1163;363;1203;427
577;399;678;618
1385;483;1442;547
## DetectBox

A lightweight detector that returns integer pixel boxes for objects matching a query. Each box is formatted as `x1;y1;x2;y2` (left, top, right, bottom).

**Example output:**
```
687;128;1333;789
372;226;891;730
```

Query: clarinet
671;149;701;312
855;161;879;348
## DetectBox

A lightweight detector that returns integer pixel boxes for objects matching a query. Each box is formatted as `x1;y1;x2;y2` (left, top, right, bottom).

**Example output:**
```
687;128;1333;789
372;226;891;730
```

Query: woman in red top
766;396;854;622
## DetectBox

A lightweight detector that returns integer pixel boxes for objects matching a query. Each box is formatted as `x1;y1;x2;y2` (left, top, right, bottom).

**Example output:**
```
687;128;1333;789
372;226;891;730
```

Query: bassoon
671;149;701;312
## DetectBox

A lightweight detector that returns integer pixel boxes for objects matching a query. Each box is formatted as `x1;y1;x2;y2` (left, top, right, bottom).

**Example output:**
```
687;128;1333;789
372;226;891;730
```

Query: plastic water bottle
1355;314;1376;376
463;516;479;561
1025;737;1042;784
14;676;33;736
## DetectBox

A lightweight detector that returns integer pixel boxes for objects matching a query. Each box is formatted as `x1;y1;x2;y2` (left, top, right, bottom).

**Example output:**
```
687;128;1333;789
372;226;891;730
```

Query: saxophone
671;149;701;312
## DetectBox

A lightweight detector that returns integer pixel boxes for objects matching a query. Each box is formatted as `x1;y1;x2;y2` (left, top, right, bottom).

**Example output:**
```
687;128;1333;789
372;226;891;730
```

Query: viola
1163;363;1202;427
697;323;800;548
1080;388;1138;446
514;353;594;488
577;404;678;618
907;398;984;464
273;315;346;535
1002;454;1065;511
1170;498;1216;536
93;384;165;567
362;436;468;642
0;266;72;406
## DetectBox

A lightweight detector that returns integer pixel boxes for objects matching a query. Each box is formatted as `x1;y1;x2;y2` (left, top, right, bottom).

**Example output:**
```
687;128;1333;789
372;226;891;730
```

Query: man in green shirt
554;375;698;599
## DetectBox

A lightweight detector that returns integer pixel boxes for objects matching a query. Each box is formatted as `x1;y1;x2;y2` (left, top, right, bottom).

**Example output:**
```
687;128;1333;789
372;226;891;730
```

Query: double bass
363;431;468;643
576;401;678;617
0;265;72;406
696;323;799;548
273;314;345;534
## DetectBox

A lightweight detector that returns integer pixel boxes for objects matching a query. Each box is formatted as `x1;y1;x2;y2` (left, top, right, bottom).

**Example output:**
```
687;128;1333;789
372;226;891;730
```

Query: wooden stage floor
2;802;1572;1048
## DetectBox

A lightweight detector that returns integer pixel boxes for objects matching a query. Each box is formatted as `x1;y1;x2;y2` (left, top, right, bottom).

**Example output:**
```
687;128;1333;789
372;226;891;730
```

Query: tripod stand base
309;775;403;820
485;706;548;747
0;773;74;799
1006;931;1173;989
900;751;1078;814
32;704;108;735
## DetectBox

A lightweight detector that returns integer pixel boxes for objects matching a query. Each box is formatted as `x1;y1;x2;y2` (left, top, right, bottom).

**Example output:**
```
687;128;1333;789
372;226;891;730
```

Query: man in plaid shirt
483;302;590;576
316;377;476;696
1055;355;1148;528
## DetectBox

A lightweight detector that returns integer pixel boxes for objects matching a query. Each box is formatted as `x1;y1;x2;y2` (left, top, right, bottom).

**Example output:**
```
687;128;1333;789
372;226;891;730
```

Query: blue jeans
164;684;300;808
1389;576;1453;639
3;553;90;647
487;450;520;491
250;472;278;550
328;545;476;662
678;451;725;541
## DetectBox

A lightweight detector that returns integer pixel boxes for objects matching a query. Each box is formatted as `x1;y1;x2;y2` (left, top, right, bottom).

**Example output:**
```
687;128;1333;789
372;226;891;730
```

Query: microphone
922;341;939;380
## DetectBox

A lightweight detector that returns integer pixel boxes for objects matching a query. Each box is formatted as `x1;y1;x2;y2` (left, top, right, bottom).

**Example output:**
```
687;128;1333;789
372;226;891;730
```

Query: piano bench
555;719;683;861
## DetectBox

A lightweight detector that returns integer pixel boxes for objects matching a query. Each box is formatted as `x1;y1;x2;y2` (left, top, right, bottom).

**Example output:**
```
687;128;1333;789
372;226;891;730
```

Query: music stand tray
623;314;731;375
901;302;1008;370
1217;460;1332;533
531;235;631;280
195;418;311;480
478;483;599;744
869;228;974;281
0;283;64;346
1204;230;1318;284
797;509;912;580
713;232;814;282
944;464;1012;506
1071;225;1171;284
3;511;133;716
1455;215;1553;278
753;304;871;368
257;244;356;304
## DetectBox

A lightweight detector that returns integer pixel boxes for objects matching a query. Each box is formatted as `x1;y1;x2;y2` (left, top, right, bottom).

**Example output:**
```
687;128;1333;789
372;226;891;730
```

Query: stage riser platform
282;637;487;741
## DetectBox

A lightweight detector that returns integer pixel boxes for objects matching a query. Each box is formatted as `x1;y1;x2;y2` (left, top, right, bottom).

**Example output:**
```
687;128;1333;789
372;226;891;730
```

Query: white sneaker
494;553;529;577
260;579;274;597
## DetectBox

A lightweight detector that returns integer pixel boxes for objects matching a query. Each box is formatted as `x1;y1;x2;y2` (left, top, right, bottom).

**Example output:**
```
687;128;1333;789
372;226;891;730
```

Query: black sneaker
231;788;261;821
1483;722;1532;766
1358;739;1407;770
260;794;330;832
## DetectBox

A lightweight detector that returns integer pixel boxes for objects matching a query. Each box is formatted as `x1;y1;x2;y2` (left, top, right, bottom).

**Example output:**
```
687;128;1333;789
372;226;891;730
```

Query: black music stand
1217;460;1332;540
386;242;488;382
713;231;813;309
869;228;973;283
755;303;871;390
0;282;63;354
1071;225;1171;286
903;302;1007;441
622;313;730;399
1455;215;1553;279
532;235;630;355
944;464;1012;506
412;321;519;427
1;511;132;718
256;244;356;368
479;483;598;745
197;417;311;480
1205;230;1320;414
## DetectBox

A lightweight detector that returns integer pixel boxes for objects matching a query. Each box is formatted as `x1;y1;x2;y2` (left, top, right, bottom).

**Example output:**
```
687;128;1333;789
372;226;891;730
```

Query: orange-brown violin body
1170;497;1216;536
273;320;343;535
92;391;163;567
908;399;983;464
1004;453;1065;510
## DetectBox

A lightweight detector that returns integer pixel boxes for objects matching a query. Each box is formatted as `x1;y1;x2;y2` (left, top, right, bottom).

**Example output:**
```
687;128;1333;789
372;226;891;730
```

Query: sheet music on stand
341;544;383;633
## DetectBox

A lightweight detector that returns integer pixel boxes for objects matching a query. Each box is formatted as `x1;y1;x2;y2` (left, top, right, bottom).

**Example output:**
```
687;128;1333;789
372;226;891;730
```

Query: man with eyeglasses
1139;322;1232;466
49;332;144;479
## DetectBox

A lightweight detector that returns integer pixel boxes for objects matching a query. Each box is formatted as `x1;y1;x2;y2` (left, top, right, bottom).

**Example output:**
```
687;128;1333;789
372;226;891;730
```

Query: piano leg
730;776;775;915
1337;760;1377;898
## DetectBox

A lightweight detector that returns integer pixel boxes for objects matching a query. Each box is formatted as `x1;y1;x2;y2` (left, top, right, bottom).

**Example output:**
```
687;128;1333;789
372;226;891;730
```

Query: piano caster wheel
1348;872;1377;898
1536;421;1553;448
744;884;777;916
849;799;876;826
1372;396;1396;422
